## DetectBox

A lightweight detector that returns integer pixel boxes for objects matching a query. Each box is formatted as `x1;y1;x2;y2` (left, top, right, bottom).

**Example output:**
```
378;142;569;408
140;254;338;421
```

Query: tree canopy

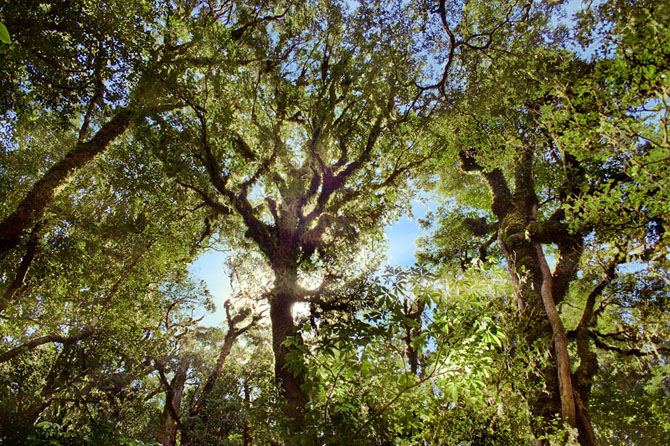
1;1;669;445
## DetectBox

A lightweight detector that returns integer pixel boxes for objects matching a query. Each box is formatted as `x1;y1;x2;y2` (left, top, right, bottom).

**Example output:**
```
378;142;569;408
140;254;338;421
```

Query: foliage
0;21;9;44
1;1;669;445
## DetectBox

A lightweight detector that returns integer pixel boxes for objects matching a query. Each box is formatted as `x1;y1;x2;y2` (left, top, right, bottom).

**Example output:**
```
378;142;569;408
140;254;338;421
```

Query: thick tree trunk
499;211;563;437
264;259;311;438
0;109;133;257
270;289;308;430
462;148;594;445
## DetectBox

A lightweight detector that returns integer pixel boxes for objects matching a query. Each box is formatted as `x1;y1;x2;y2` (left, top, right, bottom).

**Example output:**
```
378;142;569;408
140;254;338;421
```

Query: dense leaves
1;1;669;445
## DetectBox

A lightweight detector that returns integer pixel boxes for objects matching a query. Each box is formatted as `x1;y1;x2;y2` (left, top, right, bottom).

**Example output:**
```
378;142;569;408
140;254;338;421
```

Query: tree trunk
157;363;188;446
570;262;618;446
0;227;40;314
189;331;237;418
270;289;308;430
462;148;594;444
499;211;563;437
265;260;310;437
243;380;253;446
0;109;133;257
403;297;425;376
535;243;577;427
181;304;258;446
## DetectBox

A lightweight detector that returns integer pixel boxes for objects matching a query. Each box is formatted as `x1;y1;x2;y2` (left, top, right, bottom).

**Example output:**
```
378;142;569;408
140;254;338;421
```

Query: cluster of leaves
1;0;669;445
276;265;543;445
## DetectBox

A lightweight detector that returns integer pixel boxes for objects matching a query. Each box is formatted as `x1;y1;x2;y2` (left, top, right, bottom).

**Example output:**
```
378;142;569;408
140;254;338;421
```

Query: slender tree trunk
535;243;577;427
157;363;188;446
570;262;618;446
181;304;258;446
0;109;133;257
403;297;425;376
189;332;237;417
243;380;253;446
0;227;40;314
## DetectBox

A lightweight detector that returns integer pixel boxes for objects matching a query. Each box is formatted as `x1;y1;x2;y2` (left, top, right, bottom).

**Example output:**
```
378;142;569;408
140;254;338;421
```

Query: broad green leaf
0;22;10;44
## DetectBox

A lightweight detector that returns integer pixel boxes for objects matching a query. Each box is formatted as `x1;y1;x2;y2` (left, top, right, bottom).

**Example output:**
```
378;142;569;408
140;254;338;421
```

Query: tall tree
1;1;668;444
423;0;670;443
146;0;433;432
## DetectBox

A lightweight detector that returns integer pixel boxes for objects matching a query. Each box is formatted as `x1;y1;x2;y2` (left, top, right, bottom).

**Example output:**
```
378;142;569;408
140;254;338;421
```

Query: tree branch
0;327;95;364
535;243;577;427
0;227;41;314
0;108;134;257
189;302;263;417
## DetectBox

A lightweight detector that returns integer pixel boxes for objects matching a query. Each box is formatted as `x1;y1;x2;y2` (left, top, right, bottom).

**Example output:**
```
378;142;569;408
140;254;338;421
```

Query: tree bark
243;380;253;446
177;303;259;446
157;362;188;446
403;297;425;376
270;288;308;430
0;327;95;364
270;267;308;432
0;227;40;314
535;243;577;427
0;109;133;257
570;260;619;446
461;148;593;444
189;321;250;418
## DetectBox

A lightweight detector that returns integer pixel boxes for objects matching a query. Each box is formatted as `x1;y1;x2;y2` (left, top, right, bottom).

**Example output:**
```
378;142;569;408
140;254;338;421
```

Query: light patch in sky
385;199;432;266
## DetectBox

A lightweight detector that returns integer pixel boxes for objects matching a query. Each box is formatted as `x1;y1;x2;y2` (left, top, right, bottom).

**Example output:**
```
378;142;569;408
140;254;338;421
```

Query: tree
0;0;177;257
0;0;286;258
155;297;262;446
144;0;434;432
420;1;670;444
2;1;669;444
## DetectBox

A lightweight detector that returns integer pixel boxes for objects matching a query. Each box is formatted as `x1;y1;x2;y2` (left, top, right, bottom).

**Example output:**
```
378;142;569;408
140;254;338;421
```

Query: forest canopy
1;1;669;445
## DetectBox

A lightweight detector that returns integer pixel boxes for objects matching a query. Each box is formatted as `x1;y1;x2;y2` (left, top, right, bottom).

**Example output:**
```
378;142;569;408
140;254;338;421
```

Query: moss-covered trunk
460;149;593;444
499;208;564;434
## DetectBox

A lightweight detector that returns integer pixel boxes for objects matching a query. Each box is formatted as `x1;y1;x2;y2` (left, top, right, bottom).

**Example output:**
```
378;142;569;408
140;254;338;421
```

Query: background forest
1;0;669;445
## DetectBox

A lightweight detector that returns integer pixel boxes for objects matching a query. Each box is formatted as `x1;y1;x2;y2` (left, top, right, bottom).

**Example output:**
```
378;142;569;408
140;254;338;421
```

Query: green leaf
0;22;10;44
449;385;458;402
